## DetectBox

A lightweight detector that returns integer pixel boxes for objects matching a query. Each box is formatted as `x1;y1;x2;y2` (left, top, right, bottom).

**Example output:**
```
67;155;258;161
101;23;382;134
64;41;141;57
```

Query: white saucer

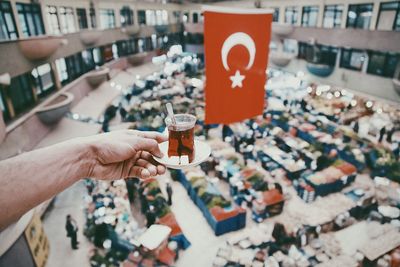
153;139;211;169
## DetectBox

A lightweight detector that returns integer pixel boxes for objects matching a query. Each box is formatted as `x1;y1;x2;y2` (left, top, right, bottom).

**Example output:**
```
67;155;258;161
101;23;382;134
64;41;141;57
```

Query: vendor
0;130;167;230
314;149;337;171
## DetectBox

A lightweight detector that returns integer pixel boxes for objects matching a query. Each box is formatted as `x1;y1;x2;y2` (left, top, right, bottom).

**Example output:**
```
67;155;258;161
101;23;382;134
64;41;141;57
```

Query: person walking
65;215;79;249
386;127;395;144
166;182;173;206
378;126;386;143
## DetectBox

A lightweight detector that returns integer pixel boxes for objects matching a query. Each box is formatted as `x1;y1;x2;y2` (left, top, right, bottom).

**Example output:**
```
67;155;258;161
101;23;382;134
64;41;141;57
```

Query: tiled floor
43;181;91;267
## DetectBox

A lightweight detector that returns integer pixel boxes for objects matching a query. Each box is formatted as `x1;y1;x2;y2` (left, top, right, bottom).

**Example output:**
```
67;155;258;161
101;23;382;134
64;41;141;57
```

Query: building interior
0;0;399;266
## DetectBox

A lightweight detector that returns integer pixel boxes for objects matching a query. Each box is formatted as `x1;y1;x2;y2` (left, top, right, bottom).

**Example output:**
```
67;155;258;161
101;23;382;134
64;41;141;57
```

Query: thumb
134;137;163;158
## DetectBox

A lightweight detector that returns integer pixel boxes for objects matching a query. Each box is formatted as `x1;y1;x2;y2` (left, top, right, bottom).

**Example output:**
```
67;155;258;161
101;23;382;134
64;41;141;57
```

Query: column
10;0;23;38
50;61;62;91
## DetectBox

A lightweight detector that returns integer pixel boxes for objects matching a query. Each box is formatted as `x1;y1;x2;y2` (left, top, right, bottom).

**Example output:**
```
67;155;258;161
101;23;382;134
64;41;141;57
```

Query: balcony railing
273;25;400;52
0;23;183;78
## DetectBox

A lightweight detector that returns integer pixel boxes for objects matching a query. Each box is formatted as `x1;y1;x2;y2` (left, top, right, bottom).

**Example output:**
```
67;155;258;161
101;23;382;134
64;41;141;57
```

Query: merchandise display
90;50;399;266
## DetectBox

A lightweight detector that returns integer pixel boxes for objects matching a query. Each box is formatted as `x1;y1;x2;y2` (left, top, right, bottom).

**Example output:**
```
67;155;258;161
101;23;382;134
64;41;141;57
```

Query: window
283;39;297;54
323;4;343;28
31;64;55;98
8;73;35;115
138;38;144;52
112;43;119;59
346;3;373;29
376;1;400;31
55;58;68;84
302;6;319;27
59;7;75;33
138;10;146;25
99;9;115;29
0;1;18;40
77;8;88;29
0;87;10;123
120;6;133;26
340;48;367;71
272;7;279;22
145;10;156;26
160;10;168;25
65;53;84;80
317;45;338;66
156;10;163;25
285;7;298;25
193;12;199;23
367;51;399;77
151;34;157;49
81;49;95;72
16;2;45;37
102;45;114;62
46;6;60;34
173;11;181;23
183;12;189;23
92;48;103;66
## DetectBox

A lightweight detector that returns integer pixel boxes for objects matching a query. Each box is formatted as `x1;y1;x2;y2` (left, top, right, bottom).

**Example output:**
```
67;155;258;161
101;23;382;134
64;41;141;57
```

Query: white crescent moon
221;32;256;71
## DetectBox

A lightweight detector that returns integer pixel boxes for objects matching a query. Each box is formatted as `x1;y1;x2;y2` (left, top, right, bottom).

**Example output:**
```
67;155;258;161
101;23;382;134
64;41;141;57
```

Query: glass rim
165;113;196;128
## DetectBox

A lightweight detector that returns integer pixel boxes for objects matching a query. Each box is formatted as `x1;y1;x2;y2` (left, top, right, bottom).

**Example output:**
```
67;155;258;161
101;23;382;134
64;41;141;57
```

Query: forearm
0;138;93;230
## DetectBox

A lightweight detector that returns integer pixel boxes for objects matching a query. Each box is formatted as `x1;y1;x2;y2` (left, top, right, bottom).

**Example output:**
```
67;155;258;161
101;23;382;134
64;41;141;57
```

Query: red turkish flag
203;6;272;124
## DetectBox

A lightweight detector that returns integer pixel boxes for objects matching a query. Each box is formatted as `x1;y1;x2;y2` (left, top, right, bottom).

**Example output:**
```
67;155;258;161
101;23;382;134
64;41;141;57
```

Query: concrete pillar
317;3;324;28
297;6;302;26
10;0;23;38
50;61;62;91
341;4;349;29
40;2;51;35
1;85;15;119
115;5;121;28
370;2;380;30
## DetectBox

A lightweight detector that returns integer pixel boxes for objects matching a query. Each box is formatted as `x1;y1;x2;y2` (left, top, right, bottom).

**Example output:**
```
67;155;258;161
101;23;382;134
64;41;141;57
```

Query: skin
0;130;167;230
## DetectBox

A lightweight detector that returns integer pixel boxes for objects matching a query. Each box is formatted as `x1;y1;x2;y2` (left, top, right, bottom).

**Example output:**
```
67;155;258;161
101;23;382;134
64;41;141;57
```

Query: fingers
128;166;151;179
134;137;163;158
139;151;166;175
127;159;166;179
128;130;168;143
136;159;157;176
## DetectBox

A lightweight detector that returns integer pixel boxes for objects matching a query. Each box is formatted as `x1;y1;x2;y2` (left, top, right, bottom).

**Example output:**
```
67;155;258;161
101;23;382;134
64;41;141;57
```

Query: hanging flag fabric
203;6;273;124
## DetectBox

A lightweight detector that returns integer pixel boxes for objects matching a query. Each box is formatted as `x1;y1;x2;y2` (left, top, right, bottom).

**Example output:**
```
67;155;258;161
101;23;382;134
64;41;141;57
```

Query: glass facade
0;1;18;40
99;9;115;29
302;6;319;27
376;1;400;31
16;2;45;37
285;7;298;25
346;3;374;29
323;4;343;28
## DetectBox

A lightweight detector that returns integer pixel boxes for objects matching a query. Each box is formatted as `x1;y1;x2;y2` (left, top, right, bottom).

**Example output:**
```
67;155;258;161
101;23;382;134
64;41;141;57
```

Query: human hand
83;130;167;180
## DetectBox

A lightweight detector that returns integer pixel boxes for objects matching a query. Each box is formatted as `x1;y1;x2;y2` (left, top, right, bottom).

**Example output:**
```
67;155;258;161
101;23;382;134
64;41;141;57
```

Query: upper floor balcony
180;21;400;53
0;23;182;78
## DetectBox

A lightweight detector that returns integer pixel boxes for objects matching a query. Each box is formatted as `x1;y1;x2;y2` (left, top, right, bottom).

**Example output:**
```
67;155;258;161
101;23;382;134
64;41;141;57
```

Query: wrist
69;137;98;180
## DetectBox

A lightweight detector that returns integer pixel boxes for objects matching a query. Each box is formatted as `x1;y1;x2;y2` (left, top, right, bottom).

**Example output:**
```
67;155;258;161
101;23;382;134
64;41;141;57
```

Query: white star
230;70;245;88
